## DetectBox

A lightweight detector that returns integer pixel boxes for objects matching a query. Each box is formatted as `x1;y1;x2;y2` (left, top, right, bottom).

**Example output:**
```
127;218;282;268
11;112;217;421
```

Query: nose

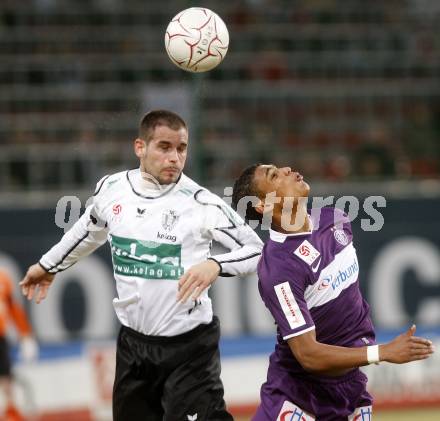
168;148;179;163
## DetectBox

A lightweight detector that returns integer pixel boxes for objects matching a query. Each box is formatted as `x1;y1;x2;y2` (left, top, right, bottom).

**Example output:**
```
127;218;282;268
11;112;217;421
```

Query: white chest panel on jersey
97;170;216;335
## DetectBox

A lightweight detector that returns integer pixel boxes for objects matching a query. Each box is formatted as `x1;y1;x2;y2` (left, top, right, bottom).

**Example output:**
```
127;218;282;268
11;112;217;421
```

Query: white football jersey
40;169;263;336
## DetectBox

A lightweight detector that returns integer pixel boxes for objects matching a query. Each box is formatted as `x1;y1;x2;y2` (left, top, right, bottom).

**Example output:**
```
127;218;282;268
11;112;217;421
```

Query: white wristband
367;345;380;364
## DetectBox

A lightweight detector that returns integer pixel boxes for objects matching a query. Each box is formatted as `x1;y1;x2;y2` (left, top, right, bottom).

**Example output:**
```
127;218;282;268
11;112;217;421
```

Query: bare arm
288;325;434;376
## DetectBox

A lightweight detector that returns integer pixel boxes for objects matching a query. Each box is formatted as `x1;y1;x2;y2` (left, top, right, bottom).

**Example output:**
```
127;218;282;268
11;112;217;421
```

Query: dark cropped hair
139;110;187;142
232;163;263;223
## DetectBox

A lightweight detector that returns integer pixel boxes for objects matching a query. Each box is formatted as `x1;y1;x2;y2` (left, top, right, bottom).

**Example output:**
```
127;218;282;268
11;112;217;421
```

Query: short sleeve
259;263;315;340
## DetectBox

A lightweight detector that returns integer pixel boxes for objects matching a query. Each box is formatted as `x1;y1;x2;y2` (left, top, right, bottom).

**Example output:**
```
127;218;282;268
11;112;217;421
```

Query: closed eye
265;165;278;180
158;142;171;151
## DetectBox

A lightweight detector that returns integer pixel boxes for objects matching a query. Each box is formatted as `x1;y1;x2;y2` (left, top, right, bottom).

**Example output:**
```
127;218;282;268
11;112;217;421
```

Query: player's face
252;164;310;229
135;125;188;184
253;164;310;200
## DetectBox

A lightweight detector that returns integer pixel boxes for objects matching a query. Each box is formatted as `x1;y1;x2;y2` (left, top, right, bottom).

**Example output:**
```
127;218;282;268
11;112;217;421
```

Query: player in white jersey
20;110;263;421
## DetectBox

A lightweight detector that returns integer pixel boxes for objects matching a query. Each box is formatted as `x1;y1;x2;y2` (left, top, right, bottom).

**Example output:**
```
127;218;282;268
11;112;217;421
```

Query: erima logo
187;414;197;421
157;232;176;242
136;208;146;218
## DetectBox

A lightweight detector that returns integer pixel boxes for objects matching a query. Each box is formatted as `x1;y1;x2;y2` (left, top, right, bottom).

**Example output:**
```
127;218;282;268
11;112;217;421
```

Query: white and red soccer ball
165;7;229;73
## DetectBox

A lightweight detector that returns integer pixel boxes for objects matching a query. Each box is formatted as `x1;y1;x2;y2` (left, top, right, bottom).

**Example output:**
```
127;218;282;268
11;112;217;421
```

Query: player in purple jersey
232;164;435;421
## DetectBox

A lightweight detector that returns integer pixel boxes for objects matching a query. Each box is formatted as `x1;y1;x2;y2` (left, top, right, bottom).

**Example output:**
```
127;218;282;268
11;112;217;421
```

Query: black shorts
113;316;234;421
0;337;11;377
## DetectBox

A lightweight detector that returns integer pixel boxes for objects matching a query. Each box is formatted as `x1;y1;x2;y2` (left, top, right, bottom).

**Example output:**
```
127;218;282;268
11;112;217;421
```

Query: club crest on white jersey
293;240;320;266
162;209;180;231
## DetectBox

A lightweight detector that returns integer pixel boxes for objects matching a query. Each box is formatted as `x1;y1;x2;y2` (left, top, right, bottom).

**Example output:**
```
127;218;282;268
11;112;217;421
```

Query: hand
177;259;221;303
380;324;435;364
19;336;39;363
20;263;55;303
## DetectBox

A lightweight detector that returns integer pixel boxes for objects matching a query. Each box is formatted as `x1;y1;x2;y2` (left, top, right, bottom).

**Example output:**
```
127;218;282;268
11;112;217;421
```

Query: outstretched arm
38;205;108;274
288;325;434;376
20;204;108;303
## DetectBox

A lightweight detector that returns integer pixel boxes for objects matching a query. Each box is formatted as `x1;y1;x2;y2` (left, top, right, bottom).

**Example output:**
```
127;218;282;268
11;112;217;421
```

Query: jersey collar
269;217;313;243
126;168;182;199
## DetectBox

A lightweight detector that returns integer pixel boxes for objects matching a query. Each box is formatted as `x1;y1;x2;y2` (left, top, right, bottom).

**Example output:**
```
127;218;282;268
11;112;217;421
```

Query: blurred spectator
402;102;439;177
246;44;289;81
354;125;398;179
0;269;38;421
325;153;352;181
0;0;439;189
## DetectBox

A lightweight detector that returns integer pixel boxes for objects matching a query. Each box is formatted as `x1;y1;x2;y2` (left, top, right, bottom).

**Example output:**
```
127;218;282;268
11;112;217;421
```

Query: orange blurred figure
0;270;38;421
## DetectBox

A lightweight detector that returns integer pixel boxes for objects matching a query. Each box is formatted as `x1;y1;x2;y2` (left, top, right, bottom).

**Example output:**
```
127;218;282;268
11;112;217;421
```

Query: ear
255;199;273;215
134;138;146;158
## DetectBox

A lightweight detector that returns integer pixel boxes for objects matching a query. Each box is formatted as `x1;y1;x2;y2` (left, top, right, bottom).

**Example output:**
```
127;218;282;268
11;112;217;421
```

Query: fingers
406;324;416;337
402;339;435;362
178;273;198;303
410;336;433;346
179;281;207;303
20;282;29;297
191;284;204;302
410;344;434;354
36;284;49;304
19;273;32;295
410;354;432;361
19;264;54;303
21;279;50;304
178;271;210;303
177;271;190;292
20;272;36;300
27;284;36;301
410;342;433;351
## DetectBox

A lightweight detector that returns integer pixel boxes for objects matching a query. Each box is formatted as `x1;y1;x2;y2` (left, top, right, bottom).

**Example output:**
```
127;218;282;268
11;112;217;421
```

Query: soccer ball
164;7;229;73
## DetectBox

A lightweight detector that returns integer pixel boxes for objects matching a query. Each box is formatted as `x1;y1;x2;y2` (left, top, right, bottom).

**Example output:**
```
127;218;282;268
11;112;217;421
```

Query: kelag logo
110;234;184;280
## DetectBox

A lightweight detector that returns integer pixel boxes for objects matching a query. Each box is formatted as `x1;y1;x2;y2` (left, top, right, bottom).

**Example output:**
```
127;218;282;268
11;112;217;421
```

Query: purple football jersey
255;207;375;419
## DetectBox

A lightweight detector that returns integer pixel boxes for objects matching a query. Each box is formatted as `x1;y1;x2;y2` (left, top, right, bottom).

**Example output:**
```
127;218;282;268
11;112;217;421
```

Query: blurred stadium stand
0;0;439;198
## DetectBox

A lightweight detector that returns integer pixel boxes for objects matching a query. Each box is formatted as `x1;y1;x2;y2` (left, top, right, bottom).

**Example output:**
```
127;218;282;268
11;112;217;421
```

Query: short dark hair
232;163;263;223
139;110;187;142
